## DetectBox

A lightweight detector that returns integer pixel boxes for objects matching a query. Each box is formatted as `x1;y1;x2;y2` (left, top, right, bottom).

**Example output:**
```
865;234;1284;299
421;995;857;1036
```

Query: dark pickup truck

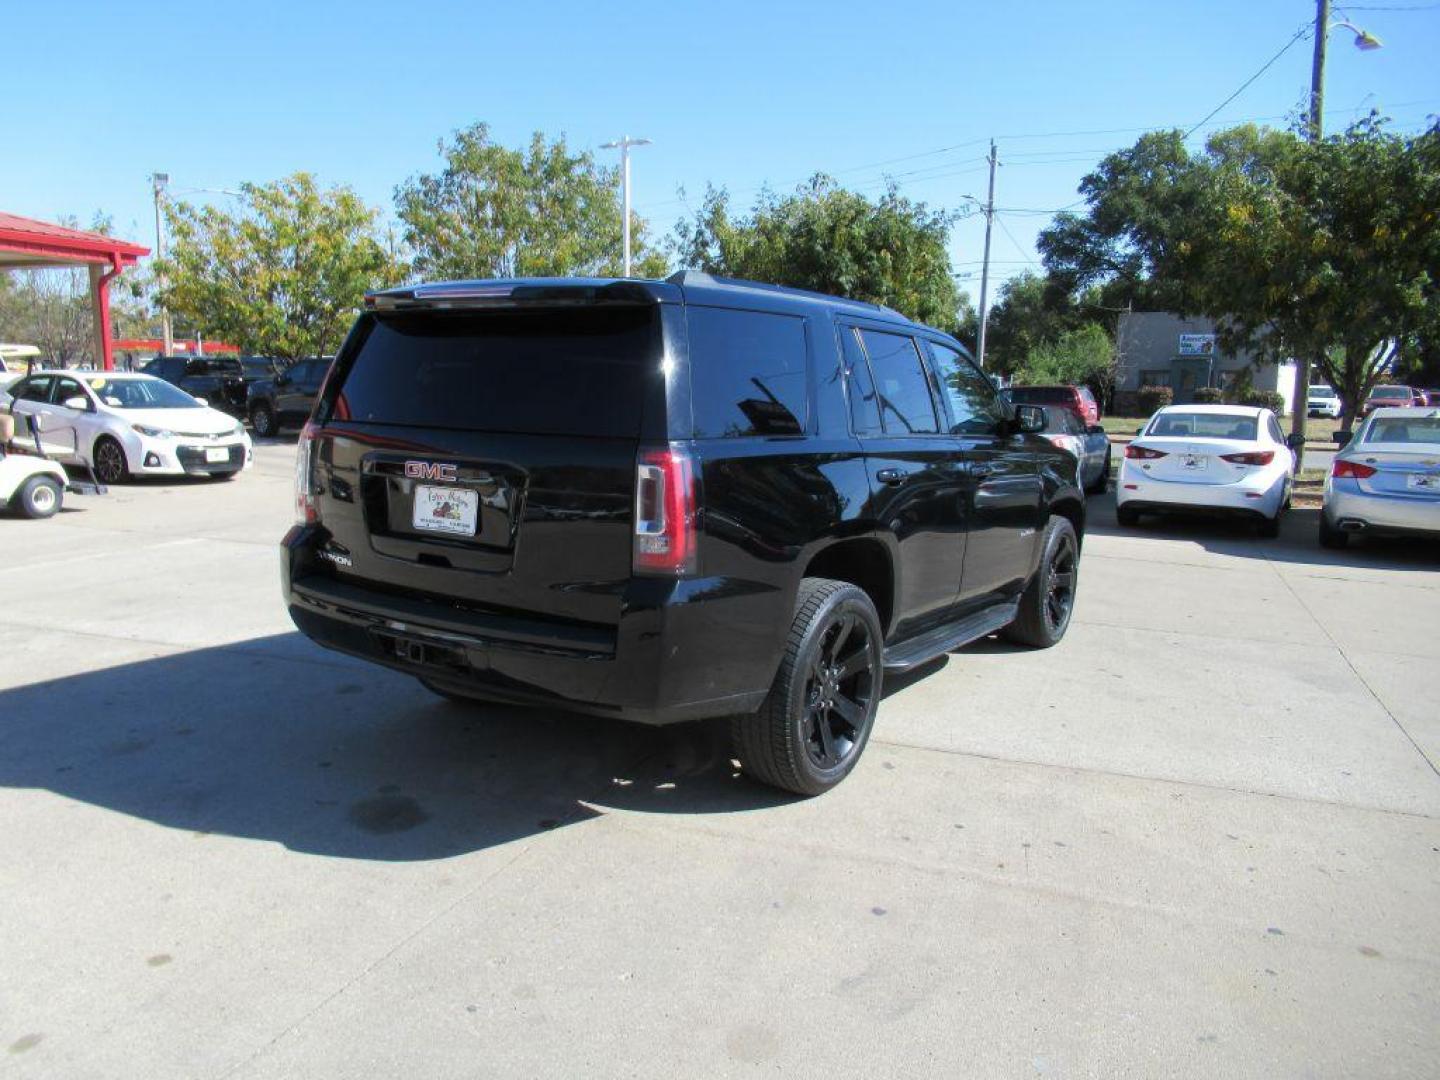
281;272;1085;795
140;355;248;418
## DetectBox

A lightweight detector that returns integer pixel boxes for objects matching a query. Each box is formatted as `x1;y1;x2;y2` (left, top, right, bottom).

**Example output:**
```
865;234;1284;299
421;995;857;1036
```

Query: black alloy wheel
251;404;276;437
92;436;128;485
1043;529;1078;635
802;610;877;772
1004;515;1080;648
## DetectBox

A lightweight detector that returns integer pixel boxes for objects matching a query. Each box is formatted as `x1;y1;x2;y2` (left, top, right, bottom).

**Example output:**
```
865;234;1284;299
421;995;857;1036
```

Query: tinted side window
858;330;938;435
53;377;88;406
688;307;808;437
926;341;1002;436
840;327;883;437
185;359;209;377
1267;415;1284;443
16;376;55;403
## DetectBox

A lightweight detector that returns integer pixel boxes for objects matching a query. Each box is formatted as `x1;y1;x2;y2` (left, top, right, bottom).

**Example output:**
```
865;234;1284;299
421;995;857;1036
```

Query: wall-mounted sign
1178;333;1216;356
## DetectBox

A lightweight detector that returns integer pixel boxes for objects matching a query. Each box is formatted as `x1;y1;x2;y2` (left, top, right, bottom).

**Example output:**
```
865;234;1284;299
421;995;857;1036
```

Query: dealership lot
2;441;1437;1078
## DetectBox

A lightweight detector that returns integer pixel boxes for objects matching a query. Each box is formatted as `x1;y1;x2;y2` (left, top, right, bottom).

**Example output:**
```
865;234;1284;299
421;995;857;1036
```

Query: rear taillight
1047;436;1070;450
1124;444;1167;460
1332;460;1376;479
1220;450;1275;466
295;420;319;525
634;445;697;576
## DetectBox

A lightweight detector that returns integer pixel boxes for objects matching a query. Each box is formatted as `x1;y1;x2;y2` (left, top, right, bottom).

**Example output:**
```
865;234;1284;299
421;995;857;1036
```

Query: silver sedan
1320;406;1440;548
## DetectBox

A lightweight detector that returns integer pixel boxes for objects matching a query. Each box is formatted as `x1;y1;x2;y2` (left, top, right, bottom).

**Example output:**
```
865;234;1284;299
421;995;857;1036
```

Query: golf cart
0;411;106;520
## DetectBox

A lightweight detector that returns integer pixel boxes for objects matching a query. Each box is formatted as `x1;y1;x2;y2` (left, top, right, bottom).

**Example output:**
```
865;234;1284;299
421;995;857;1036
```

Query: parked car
1360;385;1424;417
1319;407;1440;548
281;272;1087;796
1007;383;1100;427
1037;404;1110;494
3;370;252;484
1307;384;1343;419
1115;404;1300;537
247;356;330;436
1424;390;1440;409
140;355;248;418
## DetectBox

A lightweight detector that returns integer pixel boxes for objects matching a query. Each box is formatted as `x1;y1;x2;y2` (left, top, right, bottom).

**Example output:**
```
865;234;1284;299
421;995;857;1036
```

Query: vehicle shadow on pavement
1084;494;1438;572
0;633;797;863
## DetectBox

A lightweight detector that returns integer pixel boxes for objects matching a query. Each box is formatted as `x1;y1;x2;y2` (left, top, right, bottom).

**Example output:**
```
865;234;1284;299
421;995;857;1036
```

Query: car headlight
232;422;245;437
132;424;175;438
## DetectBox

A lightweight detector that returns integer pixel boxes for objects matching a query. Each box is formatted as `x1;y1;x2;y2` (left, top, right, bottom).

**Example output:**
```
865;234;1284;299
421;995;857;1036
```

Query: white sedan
3;370;252;484
1116;404;1298;537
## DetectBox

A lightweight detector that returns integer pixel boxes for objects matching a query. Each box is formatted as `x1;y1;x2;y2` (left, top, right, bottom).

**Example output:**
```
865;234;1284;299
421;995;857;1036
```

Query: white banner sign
1178;333;1216;356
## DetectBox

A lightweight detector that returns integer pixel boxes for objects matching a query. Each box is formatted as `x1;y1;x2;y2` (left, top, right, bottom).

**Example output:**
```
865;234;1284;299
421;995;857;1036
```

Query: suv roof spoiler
365;280;660;312
665;268;907;320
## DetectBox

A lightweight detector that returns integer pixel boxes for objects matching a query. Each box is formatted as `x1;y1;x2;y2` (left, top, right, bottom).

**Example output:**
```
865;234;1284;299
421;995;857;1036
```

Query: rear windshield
1146;411;1258;440
330;307;657;437
1364;416;1440;444
1369;387;1410;399
1009;386;1072;405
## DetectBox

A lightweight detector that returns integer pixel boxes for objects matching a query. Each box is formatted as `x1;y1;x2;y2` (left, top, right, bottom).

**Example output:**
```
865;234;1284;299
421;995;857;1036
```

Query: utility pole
1289;0;1331;464
975;140;998;369
151;172;173;355
600;135;651;277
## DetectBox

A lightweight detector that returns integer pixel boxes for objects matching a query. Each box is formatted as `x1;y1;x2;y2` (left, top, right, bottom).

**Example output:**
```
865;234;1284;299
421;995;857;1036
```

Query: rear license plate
204;446;229;463
412;485;479;536
1181;454;1208;470
1406;472;1440;491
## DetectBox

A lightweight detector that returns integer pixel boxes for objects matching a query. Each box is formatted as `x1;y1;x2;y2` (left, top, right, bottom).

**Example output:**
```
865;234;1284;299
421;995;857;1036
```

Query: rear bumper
1323;483;1440;538
1115;462;1288;518
280;526;779;725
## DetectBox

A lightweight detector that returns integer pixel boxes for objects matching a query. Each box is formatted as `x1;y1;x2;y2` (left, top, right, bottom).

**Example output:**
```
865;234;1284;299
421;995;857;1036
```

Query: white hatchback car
1116;404;1298;537
3;370;252;484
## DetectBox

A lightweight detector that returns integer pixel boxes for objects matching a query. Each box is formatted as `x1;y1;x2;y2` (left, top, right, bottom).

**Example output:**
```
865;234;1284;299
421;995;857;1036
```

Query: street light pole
151;172;173;355
600;135;651;277
975;140;998;370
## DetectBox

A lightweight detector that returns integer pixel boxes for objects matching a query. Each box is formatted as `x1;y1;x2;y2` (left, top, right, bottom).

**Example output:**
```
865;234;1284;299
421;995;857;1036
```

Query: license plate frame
412;484;479;537
1406;472;1440;492
1181;453;1208;471
204;446;230;464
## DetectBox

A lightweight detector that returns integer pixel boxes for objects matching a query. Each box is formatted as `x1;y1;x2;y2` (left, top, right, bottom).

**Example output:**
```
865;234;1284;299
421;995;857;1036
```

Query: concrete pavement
1;441;1436;1079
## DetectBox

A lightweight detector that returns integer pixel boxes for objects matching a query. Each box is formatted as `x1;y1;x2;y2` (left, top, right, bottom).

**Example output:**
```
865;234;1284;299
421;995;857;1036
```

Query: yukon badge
404;460;459;482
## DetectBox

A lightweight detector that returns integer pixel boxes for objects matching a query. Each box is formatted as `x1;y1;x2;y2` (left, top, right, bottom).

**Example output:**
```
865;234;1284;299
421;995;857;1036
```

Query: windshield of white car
1146;412;1258;440
1364;416;1440;444
84;377;203;409
1308;386;1335;398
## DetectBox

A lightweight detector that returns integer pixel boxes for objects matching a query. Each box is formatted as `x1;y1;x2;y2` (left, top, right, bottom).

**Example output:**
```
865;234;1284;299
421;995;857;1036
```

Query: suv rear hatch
298;299;662;655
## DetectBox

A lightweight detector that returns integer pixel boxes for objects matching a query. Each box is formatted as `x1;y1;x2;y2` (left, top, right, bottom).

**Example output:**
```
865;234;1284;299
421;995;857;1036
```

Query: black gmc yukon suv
281;272;1085;795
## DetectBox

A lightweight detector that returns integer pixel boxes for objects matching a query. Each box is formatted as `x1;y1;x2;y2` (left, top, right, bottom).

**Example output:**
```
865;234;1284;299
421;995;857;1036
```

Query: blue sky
5;0;1438;307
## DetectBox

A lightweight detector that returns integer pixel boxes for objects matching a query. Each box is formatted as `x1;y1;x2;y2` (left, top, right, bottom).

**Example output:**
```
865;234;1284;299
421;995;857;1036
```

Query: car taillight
1124;444;1167;460
634;445;697;576
1332;459;1376;479
295;420;319;525
1047;436;1070;449
1220;450;1275;466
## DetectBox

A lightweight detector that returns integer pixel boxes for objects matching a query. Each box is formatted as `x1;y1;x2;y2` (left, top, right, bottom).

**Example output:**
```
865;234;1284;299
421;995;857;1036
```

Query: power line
1183;22;1313;138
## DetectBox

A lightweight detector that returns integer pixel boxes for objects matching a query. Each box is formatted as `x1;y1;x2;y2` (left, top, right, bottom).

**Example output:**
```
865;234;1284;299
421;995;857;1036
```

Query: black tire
731;578;883;797
14;475;63;519
92;435;129;485
1257;509;1282;539
1004;516;1079;649
208;470;240;482
1116;504;1140;527
1086;448;1111;495
1318;513;1349;550
251;403;276;437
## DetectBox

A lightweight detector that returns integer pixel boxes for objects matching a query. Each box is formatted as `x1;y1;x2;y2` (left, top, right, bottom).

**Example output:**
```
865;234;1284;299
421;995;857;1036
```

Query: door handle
875;467;909;485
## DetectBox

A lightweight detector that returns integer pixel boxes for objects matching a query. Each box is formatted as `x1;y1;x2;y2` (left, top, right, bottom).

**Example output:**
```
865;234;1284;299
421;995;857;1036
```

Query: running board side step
881;601;1019;673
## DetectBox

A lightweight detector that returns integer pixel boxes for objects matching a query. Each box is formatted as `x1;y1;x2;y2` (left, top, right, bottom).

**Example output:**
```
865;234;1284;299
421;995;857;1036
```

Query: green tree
1039;117;1440;429
671;175;965;333
1017;322;1115;396
159;174;400;360
396;123;666;281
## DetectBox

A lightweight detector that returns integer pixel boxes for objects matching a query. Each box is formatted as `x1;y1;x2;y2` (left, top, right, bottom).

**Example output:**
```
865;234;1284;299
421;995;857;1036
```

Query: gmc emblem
404;460;459;482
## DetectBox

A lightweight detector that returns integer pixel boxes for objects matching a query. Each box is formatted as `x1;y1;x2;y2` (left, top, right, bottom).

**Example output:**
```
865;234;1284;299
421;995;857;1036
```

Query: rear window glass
331;308;656;437
1369;387;1410;399
1365;416;1440;443
687;306;808;437
1147;411;1258;440
1008;386;1071;405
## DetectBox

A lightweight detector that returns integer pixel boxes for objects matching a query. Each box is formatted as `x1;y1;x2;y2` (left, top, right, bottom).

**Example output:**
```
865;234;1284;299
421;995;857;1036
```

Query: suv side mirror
1285;432;1305;450
1014;404;1046;434
1334;429;1353;447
